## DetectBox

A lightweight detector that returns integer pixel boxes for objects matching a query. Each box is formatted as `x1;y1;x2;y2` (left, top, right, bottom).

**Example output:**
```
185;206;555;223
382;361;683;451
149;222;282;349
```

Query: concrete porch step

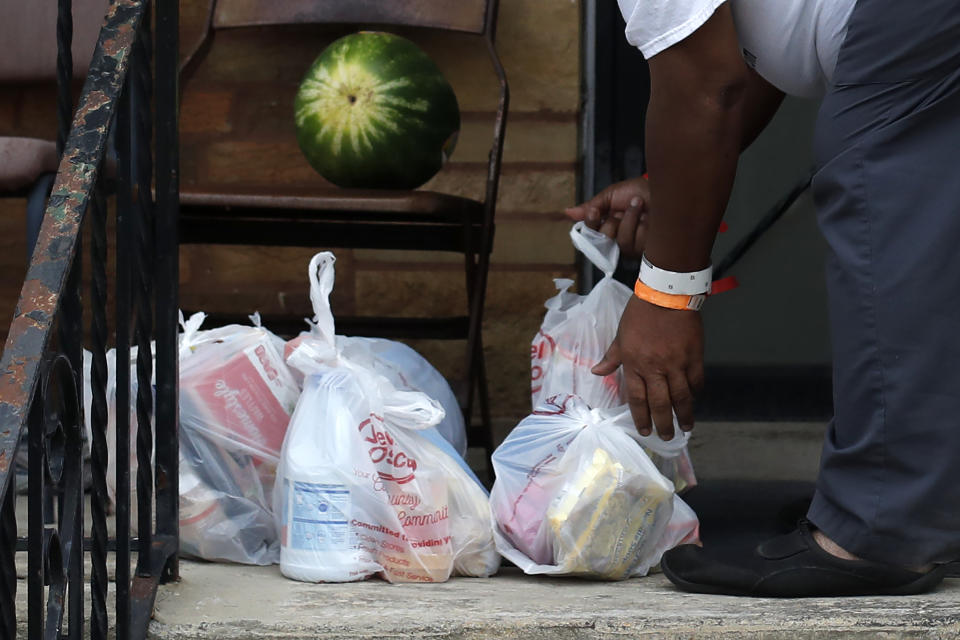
24;421;951;638
148;478;960;640
149;562;960;639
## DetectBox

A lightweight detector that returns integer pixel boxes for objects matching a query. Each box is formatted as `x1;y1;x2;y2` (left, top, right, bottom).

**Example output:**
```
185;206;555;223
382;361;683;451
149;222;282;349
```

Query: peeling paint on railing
0;0;146;502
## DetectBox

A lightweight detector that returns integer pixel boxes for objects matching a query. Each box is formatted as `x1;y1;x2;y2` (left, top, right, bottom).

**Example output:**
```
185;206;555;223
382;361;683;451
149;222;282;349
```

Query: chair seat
180;185;484;223
0;137;58;192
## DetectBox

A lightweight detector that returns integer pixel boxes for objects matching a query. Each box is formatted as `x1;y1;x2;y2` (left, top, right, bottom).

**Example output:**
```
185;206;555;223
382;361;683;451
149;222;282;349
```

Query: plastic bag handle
178;310;207;358
543;278;575;311
382;389;446;431
307;252;337;348
607;405;690;456
570;221;620;276
346;362;446;431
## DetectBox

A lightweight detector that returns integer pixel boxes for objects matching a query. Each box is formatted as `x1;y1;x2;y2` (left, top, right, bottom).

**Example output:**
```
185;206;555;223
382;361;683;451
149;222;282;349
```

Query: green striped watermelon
294;32;460;190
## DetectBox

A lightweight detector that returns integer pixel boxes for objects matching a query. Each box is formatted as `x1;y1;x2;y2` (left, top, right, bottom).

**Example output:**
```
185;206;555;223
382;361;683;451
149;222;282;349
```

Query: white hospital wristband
639;255;713;296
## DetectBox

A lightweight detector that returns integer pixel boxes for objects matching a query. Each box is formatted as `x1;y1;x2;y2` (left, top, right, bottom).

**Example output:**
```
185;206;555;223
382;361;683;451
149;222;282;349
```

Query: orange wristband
634;279;706;311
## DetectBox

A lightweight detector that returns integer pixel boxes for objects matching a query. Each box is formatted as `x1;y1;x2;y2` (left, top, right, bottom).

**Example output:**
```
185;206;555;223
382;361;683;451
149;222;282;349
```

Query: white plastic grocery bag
275;252;499;583
287;251;468;457
94;318;285;563
276;364;499;583
642;430;699;495
530;222;696;492
179;421;279;565
531;222;631;410
178;311;300;467
337;336;468;457
490;394;699;579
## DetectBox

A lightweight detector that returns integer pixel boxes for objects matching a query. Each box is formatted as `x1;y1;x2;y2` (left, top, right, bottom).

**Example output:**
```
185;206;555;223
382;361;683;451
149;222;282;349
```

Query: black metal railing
0;0;179;638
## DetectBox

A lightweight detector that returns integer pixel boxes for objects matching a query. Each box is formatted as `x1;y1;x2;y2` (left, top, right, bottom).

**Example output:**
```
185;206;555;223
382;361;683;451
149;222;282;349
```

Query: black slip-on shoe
775;495;813;533
660;519;949;598
946;561;960;578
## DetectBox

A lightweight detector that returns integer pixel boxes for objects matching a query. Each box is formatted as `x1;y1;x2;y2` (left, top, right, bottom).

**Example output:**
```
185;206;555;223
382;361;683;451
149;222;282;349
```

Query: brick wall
0;0;583;429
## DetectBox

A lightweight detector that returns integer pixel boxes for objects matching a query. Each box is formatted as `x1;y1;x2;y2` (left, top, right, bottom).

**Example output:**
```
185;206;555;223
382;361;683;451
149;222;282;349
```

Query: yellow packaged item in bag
491;396;700;579
546;448;673;579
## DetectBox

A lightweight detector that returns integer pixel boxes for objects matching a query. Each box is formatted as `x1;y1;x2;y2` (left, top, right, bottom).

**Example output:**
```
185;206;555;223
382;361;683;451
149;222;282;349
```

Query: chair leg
462;251;479;419
474;337;495;485
26;172;56;262
461;246;498;483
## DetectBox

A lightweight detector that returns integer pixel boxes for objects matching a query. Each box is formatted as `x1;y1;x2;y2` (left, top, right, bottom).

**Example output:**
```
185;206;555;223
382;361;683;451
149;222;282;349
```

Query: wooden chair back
212;0;490;35
178;0;507;212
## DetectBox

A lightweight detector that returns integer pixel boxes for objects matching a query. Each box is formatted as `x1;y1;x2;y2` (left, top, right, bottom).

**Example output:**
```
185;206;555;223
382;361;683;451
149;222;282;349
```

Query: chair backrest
211;0;490;35
0;0;110;83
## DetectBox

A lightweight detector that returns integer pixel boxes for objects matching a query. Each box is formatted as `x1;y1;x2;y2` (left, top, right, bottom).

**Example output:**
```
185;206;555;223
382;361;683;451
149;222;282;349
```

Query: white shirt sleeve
617;0;729;59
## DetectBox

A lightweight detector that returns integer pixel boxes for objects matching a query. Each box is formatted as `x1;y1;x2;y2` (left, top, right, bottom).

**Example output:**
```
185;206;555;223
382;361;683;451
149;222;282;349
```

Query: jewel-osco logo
359;414;418;484
530;330;556;395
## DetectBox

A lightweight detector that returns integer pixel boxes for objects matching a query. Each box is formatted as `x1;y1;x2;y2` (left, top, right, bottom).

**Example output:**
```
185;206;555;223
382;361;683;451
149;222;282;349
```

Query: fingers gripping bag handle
570;221;619;277
607;405;690;458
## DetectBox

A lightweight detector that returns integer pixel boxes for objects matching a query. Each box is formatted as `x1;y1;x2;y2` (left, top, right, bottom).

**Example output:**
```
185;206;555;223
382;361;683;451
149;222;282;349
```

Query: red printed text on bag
530;330;556;395
359;413;418;484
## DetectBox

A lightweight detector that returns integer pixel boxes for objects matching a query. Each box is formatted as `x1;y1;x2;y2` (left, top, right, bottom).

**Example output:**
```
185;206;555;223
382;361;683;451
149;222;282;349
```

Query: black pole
713;172;813;280
153;0;181;582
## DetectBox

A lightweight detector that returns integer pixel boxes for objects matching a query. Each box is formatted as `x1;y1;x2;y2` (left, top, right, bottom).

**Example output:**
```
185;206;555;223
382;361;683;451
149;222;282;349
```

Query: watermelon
294;32;460;190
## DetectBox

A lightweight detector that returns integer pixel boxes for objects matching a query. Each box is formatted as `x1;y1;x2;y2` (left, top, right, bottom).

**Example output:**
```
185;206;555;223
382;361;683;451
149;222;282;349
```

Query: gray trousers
808;0;960;566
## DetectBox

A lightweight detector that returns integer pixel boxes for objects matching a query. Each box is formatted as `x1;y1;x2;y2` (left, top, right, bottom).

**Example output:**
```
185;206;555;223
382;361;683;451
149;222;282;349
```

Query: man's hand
592;296;704;440
564;177;650;260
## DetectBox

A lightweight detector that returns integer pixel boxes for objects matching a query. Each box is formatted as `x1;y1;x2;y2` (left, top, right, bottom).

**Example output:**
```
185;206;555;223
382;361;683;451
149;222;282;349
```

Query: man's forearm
637;5;755;274
642;83;744;272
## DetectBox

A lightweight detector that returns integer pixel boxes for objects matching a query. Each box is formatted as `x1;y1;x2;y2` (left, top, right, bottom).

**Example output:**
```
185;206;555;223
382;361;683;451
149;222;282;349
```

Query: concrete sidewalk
149;562;960;640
